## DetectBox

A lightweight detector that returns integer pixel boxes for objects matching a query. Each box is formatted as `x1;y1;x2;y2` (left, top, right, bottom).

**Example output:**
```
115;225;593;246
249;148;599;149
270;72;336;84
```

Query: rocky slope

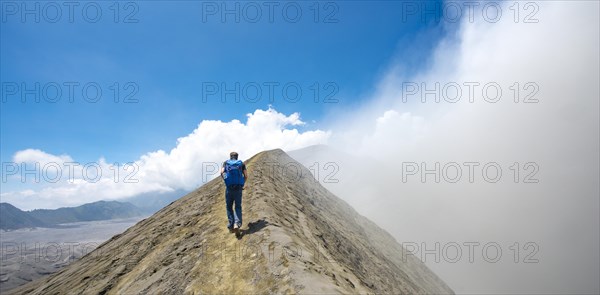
9;149;453;294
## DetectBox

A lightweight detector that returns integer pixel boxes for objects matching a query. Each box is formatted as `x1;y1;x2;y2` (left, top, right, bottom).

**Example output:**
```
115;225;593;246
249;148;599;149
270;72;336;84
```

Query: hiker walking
220;151;247;234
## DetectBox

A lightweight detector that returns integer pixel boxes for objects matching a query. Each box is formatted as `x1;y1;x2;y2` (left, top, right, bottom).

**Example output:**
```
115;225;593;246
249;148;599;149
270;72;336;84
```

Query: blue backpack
223;159;245;187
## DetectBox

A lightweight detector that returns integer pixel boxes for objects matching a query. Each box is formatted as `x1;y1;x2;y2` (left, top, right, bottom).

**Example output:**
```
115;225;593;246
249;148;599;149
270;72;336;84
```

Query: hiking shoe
227;225;234;233
233;223;242;238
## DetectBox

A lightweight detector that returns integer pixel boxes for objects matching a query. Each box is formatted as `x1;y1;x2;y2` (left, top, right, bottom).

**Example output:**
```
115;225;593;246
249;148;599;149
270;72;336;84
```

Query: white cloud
13;149;73;166
2;107;330;210
358;110;427;155
323;1;599;294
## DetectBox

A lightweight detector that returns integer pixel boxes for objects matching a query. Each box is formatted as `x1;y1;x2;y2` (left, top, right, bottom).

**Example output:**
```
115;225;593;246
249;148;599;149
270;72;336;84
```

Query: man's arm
243;163;248;179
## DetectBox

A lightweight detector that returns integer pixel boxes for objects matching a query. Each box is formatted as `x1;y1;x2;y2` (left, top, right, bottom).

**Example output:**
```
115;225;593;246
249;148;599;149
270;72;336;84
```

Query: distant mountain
28;201;143;225
0;203;47;230
123;189;187;214
0;201;144;230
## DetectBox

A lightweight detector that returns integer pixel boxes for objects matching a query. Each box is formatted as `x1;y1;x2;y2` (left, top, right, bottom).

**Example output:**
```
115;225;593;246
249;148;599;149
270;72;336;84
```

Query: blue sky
1;1;445;165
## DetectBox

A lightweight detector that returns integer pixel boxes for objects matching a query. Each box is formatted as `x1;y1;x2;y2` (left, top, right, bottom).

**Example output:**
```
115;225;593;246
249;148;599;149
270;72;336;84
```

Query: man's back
221;152;248;236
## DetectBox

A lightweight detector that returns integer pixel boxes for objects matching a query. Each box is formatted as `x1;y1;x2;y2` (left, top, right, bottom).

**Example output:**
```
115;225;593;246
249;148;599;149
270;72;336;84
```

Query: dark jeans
225;185;243;227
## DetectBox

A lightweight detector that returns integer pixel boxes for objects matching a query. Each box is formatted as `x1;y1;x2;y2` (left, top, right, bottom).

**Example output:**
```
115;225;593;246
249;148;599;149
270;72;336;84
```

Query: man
220;151;248;234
